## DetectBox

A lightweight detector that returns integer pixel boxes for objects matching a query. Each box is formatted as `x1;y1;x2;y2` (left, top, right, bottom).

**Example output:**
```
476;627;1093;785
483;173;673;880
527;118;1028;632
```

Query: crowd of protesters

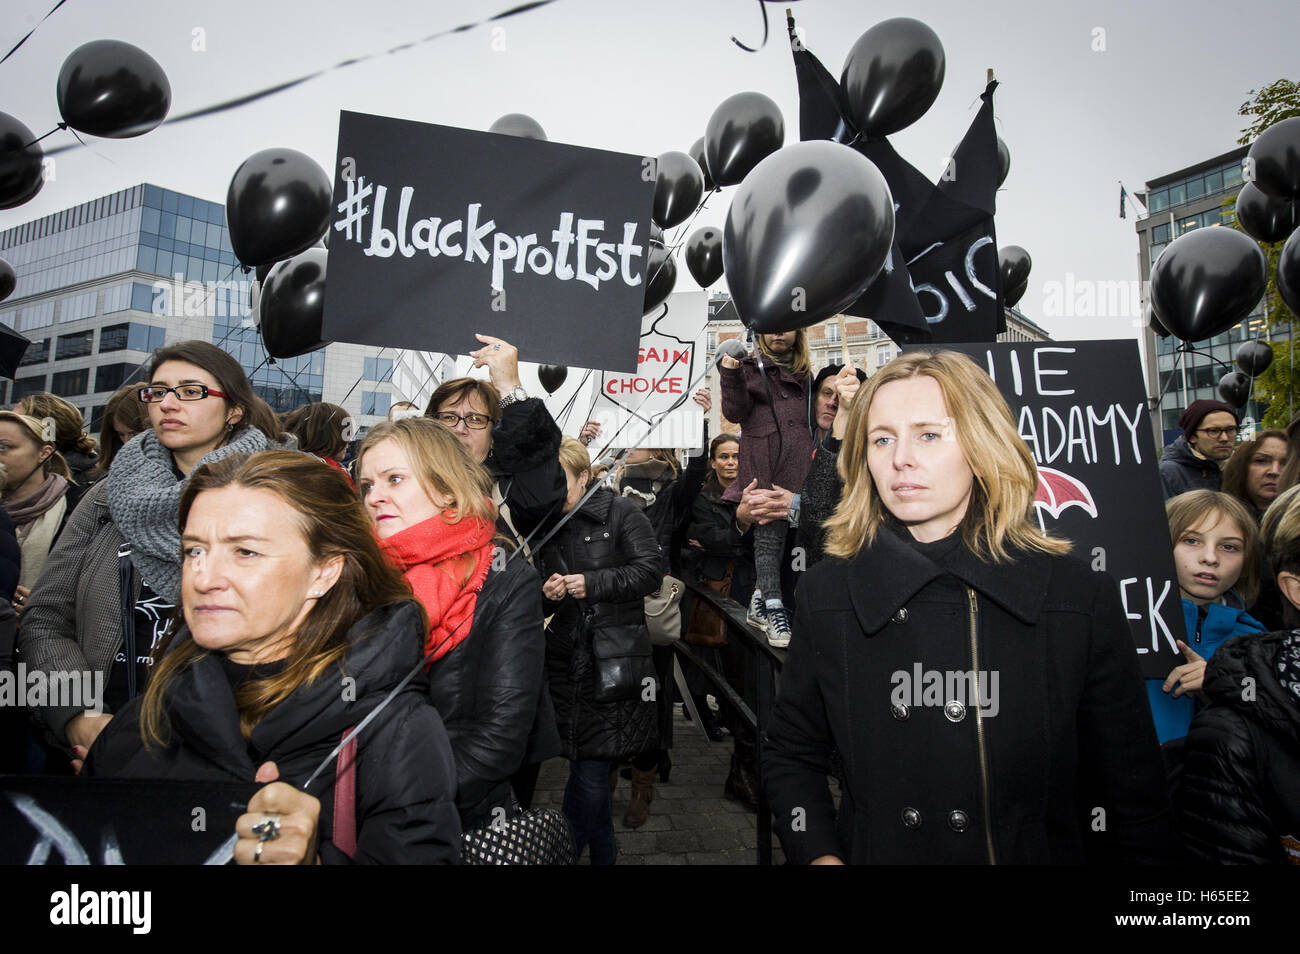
0;333;1296;866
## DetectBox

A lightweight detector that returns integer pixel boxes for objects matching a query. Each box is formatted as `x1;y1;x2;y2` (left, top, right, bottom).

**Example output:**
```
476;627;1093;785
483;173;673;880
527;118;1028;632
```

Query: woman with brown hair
356;416;557;832
84;451;461;864
763;349;1175;864
19;340;285;769
1221;430;1289;627
89;384;150;482
16;392;99;487
282;401;354;487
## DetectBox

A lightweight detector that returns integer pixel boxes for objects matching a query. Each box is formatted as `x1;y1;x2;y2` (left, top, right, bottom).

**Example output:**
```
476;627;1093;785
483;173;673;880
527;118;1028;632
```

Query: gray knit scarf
107;427;277;602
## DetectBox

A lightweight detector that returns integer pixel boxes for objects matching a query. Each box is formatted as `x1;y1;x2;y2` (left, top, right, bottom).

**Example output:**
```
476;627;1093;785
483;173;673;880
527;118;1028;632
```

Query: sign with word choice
324;111;655;373
942;341;1186;678
589;291;707;450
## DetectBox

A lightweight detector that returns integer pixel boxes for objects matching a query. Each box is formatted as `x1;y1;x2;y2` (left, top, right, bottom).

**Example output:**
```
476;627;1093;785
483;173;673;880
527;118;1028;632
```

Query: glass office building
0;183;447;429
1135;147;1280;438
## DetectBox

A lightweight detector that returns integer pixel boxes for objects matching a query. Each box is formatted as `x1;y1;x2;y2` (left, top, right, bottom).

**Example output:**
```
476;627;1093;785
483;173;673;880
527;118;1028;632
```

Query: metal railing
670;577;785;865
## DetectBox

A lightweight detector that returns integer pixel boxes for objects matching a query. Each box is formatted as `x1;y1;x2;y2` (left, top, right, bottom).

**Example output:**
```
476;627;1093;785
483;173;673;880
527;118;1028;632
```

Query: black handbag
590;617;655;703
461;806;578;865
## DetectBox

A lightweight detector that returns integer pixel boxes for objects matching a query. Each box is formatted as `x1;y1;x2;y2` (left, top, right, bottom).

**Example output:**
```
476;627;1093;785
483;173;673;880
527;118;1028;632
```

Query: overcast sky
2;0;1296;345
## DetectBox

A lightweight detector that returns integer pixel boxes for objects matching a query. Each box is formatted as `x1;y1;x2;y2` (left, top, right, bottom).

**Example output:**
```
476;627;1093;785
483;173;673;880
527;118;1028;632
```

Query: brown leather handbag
684;563;733;647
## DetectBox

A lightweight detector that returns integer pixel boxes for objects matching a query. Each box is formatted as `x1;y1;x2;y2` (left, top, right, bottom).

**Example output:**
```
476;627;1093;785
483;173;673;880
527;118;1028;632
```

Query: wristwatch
499;385;528;409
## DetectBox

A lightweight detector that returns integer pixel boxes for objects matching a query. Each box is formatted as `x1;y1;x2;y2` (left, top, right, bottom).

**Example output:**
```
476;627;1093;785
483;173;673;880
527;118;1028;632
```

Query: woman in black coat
763;350;1176;865
1174;484;1300;864
356;417;558;833
85;451;461;864
539;439;661;864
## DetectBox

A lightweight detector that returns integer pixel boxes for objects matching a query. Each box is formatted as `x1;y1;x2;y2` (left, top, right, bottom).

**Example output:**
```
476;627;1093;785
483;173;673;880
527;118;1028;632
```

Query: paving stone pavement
533;704;785;865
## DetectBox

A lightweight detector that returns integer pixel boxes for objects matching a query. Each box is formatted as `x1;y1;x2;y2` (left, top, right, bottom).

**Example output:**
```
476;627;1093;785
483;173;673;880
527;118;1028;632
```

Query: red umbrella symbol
1034;466;1098;527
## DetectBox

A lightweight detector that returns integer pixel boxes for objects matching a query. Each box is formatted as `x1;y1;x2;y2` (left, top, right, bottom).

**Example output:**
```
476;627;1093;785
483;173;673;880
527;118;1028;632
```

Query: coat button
892;607;908;624
901;807;922;829
943;700;966;722
890;703;909;721
948;810;970;832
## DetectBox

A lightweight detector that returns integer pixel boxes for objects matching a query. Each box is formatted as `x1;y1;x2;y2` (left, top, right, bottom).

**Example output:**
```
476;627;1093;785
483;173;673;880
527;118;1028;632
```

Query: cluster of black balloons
1150;118;1300;346
1218;340;1276;407
0;41;171;211
999;246;1031;309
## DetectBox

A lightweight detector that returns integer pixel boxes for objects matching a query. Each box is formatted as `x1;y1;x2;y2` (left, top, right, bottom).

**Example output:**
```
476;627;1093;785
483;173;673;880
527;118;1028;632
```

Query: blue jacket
1145;596;1266;743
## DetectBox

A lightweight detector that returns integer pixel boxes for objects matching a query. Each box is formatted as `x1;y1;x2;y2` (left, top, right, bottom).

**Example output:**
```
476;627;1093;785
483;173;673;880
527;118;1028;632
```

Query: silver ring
251;816;281;842
493;344;500;350
254;841;264;863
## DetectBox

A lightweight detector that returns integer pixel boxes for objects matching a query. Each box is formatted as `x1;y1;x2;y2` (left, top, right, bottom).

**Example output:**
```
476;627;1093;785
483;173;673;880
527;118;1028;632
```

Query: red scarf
377;511;496;664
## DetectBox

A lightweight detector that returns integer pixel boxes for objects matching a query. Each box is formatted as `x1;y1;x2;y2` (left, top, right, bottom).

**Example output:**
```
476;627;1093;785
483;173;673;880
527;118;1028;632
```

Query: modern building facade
1135;146;1276;439
0;183;453;432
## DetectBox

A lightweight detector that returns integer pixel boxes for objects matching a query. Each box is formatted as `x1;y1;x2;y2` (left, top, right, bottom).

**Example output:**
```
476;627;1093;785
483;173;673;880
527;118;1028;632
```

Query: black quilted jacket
538;488;661;761
1175;630;1300;864
425;554;560;829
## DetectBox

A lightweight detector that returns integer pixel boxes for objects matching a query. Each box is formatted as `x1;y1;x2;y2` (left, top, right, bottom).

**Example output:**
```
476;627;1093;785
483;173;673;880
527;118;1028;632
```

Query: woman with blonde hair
763;349;1174;864
16;392;98;487
356;416;557;833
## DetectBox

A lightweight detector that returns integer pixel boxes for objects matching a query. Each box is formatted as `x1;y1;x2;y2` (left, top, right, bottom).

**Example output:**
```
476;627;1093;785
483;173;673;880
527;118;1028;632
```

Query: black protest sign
0;776;258;864
323;111;655;373
940;341;1186;678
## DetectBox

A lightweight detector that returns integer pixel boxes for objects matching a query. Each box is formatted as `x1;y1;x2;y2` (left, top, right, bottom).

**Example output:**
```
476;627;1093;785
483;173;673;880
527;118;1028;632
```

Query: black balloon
1235;339;1273;376
1149;227;1267;342
1218;370;1252;408
0;257;14;302
1278;227;1300;317
1145;301;1170;339
538;365;568;394
690;136;715;193
840;17;945;138
999;246;1031;299
1235;182;1295;244
684;226;724;287
1246;116;1300;200
996;137;1010;187
56;40;170;139
649;223;664;244
644;241;676;315
1004;277;1028;309
226;148;332;267
259;248;330;359
723;140;894;334
704;91;785;187
489;113;547;140
715;338;748;362
653;151;704;229
0;112;45;210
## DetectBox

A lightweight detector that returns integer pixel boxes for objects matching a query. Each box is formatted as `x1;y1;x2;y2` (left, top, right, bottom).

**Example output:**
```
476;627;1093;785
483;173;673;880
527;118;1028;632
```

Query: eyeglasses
138;384;229;404
434;411;492;430
1196;426;1240;439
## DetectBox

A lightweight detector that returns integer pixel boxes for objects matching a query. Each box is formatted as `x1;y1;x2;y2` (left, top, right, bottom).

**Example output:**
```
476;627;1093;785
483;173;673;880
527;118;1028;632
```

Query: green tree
1222;79;1300;427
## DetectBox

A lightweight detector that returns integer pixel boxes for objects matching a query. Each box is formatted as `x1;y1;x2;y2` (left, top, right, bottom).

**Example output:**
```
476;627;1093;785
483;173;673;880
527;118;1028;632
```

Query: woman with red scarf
356;417;558;832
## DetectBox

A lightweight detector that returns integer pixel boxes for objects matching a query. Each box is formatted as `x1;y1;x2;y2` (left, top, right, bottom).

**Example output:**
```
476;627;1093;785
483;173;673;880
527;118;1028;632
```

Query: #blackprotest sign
589;292;707;451
941;341;1186;678
0;776;259;864
323;110;655;373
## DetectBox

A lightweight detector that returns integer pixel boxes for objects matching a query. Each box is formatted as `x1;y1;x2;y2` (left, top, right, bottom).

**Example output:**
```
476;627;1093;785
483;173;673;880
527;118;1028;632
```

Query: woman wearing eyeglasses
18;341;284;769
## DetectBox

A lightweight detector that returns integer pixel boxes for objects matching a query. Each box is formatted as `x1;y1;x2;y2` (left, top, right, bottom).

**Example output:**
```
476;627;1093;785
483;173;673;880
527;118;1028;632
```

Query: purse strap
117;543;138;701
332;725;358;859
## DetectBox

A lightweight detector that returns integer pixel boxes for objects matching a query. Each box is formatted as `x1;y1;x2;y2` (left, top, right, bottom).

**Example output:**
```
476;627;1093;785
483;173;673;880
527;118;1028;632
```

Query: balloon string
18;123;67;150
0;0;68;66
667;187;718;253
43;0;563;155
730;0;770;52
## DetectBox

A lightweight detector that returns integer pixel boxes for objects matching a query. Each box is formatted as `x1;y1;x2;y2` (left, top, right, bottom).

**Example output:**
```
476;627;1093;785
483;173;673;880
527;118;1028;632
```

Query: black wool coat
487;397;567;546
538;488;661;762
1174;630;1300;864
85;600;462;864
763;526;1177;865
425;553;559;829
